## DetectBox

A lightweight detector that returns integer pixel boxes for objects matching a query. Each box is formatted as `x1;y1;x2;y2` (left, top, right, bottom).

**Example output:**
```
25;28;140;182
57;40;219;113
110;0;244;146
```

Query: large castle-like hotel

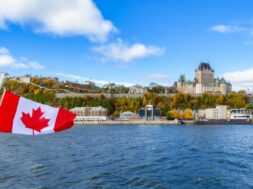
176;63;232;95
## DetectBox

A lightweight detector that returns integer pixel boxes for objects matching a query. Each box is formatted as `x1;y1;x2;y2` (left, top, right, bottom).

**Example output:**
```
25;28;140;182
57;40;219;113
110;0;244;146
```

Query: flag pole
0;72;8;106
0;72;7;90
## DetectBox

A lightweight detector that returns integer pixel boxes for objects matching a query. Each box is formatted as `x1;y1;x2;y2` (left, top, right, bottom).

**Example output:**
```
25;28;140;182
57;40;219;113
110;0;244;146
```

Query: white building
205;108;218;120
128;85;147;94
216;105;227;119
19;76;31;84
205;105;227;120
70;106;107;122
120;111;138;120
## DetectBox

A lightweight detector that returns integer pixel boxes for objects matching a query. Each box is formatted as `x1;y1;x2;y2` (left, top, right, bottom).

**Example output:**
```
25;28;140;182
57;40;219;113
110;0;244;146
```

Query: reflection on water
0;125;253;188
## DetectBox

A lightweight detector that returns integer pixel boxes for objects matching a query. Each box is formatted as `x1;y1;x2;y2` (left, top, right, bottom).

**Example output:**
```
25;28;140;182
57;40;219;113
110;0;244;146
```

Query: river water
0;125;253;189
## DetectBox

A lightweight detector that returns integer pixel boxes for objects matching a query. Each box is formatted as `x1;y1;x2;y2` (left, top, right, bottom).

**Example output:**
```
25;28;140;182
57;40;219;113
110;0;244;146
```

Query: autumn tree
170;109;181;119
183;108;194;120
166;111;174;120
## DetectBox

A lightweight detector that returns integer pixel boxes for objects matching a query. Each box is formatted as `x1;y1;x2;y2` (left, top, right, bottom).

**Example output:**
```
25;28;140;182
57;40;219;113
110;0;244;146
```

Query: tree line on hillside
2;78;253;120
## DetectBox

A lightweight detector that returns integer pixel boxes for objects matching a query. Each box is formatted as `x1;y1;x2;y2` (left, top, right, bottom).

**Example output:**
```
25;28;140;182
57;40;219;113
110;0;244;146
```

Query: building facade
205;105;227;120
70;106;107;122
19;76;31;84
139;105;161;120
176;63;232;95
120;111;139;120
128;85;148;94
195;63;214;85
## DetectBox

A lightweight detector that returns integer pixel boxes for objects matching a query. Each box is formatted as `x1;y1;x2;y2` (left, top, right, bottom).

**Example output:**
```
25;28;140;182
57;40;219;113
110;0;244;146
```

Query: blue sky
0;0;253;90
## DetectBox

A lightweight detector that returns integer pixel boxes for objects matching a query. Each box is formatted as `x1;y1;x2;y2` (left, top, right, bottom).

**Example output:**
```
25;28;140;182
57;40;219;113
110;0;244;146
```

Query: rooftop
196;62;214;72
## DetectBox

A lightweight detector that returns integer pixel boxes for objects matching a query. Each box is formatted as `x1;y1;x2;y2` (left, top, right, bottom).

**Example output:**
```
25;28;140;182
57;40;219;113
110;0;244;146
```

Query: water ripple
0;125;253;188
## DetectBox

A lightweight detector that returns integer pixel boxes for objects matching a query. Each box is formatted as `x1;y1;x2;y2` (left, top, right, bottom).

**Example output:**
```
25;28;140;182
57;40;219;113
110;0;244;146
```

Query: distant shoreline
74;119;253;126
75;120;193;125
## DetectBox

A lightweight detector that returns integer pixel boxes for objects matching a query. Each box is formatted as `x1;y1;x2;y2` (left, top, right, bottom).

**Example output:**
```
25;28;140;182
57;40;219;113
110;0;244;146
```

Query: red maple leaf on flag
21;107;50;133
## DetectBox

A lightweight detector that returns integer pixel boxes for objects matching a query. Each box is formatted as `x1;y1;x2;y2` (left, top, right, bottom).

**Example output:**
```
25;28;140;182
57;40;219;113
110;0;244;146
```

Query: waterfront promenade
75;120;194;125
75;119;253;126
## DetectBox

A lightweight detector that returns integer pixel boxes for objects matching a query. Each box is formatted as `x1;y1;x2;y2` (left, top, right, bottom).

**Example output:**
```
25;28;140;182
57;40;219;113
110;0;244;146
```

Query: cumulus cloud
55;72;134;87
0;0;116;42
0;47;44;69
93;39;165;62
223;67;253;91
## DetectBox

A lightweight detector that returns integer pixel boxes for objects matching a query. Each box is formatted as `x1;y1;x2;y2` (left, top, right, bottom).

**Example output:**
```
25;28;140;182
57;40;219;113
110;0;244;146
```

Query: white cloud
223;67;253;91
210;24;252;34
211;25;231;33
0;0;116;42
93;39;165;62
55;72;134;87
147;73;168;81
0;47;44;69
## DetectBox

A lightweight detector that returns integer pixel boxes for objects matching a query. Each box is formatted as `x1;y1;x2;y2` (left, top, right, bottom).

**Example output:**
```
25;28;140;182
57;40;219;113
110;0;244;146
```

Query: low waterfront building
128;85;148;94
230;109;253;120
139;105;161;120
194;109;206;120
120;111;139;120
70;106;107;122
205;108;218;120
205;105;227;120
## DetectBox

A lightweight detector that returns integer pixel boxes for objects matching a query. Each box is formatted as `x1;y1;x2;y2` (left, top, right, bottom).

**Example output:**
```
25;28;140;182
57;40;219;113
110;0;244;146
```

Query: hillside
2;77;253;118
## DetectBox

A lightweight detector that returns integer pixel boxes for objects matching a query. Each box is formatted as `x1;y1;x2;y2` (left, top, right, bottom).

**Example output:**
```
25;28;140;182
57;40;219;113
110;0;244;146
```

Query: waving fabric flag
0;90;76;135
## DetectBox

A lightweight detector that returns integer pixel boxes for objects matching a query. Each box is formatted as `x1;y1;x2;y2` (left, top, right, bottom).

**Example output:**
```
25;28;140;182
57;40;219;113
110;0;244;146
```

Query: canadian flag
0;90;76;135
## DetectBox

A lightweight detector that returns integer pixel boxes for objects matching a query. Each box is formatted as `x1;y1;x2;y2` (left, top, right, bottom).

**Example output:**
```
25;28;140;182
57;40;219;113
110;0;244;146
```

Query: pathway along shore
74;119;253;125
75;120;192;125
